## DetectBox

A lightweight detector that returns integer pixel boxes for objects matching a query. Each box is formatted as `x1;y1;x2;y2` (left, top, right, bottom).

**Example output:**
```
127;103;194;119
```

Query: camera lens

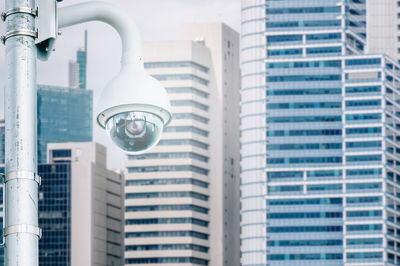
105;111;163;154
125;114;146;137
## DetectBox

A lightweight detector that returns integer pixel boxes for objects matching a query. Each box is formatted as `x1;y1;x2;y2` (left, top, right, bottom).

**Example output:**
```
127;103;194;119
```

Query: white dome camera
57;1;172;155
96;65;171;154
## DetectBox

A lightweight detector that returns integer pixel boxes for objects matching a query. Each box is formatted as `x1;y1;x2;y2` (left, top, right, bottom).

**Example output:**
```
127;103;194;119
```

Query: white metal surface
35;0;57;60
96;65;172;128
4;0;39;265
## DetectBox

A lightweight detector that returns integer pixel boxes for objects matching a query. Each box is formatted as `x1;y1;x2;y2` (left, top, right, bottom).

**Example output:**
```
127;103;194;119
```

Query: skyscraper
69;31;88;89
241;0;400;265
124;23;240;266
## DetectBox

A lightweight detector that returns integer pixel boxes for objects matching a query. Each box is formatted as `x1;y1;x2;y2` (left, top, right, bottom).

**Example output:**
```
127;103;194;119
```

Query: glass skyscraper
241;0;400;265
76;31;87;90
76;49;87;89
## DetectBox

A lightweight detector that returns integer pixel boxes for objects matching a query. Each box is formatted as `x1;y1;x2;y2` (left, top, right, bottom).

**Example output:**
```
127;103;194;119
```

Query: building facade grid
241;0;400;265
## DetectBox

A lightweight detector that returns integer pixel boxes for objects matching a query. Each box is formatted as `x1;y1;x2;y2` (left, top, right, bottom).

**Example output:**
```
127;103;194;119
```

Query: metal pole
4;0;40;265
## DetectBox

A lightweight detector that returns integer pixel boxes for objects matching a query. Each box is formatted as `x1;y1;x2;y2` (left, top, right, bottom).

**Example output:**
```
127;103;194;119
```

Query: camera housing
96;65;171;154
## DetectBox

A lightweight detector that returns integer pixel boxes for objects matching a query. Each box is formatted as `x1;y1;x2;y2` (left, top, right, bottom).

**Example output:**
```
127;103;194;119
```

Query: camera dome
96;65;171;154
105;111;163;154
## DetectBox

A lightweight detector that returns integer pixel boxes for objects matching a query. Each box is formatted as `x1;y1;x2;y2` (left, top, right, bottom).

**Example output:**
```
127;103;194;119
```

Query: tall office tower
68;31;88;89
39;142;124;266
124;23;240;266
242;0;400;265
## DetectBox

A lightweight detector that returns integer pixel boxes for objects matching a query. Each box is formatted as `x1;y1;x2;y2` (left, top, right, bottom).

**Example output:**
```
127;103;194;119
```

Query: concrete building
124;23;240;266
241;0;400;265
40;142;124;266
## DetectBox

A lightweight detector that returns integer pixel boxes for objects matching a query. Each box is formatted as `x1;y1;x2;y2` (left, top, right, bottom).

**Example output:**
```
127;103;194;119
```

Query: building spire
84;30;88;52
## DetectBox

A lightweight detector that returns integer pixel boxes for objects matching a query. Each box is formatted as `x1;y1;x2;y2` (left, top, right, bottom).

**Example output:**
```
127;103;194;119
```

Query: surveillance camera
105;111;163;154
96;65;171;154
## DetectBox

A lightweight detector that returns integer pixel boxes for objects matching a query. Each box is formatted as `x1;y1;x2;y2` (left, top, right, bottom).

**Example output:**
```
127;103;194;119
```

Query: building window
125;244;209;253
125;204;209;214
145;61;209;73
51;149;71;158
267;35;302;43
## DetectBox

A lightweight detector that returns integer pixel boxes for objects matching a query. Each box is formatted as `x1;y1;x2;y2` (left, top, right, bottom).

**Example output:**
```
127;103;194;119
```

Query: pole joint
3;224;42;239
1;7;39;45
1;29;38;45
1;7;38;21
4;171;41;185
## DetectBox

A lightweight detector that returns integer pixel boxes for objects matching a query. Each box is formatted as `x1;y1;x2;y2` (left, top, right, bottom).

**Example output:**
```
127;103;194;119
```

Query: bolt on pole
3;0;41;265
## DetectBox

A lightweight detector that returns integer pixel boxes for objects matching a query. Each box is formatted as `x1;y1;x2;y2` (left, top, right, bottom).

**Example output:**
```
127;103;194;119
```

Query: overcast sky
0;0;241;169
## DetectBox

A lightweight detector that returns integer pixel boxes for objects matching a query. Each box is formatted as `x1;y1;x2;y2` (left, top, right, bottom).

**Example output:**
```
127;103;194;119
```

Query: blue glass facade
0;85;92;164
37;85;92;163
241;0;400;265
38;163;71;266
76;50;87;89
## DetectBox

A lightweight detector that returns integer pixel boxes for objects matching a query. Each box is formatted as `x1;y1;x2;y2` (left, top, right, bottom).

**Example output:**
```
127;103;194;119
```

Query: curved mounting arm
58;1;144;69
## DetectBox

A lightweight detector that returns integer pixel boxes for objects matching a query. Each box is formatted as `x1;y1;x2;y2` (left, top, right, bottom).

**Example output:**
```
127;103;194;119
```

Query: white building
124;23;240;266
43;142;124;266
